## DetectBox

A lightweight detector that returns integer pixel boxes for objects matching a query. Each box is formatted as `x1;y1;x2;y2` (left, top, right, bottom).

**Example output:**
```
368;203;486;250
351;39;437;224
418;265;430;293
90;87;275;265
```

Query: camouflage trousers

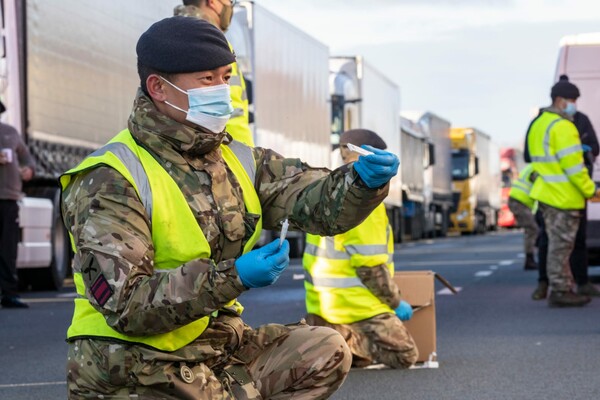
508;198;538;254
539;203;580;292
67;315;351;399
305;313;418;369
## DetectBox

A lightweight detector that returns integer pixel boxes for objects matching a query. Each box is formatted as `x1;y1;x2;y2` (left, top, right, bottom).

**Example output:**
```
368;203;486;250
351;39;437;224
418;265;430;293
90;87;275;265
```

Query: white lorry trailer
226;1;331;256
329;56;403;240
555;33;600;256
402;111;453;238
399;116;429;241
1;0;179;289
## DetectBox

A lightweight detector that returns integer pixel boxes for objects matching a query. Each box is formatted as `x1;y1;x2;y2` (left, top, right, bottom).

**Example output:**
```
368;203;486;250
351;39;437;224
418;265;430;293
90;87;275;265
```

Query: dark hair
137;61;174;96
183;0;202;6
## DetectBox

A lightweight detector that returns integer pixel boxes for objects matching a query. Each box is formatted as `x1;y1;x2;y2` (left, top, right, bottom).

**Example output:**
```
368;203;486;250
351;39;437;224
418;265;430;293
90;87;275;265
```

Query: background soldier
175;0;255;146
303;129;418;369
507;164;538;270
61;17;399;399
526;76;600;307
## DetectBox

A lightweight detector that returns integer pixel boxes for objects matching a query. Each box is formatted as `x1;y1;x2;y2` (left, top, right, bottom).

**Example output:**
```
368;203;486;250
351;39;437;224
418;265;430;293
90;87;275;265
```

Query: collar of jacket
541;106;573;121
127;90;231;163
173;4;212;21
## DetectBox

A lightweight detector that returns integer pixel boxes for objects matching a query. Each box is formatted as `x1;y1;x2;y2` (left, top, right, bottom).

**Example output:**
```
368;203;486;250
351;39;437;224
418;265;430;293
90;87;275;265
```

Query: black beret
136;16;236;73
551;74;580;100
340;129;387;150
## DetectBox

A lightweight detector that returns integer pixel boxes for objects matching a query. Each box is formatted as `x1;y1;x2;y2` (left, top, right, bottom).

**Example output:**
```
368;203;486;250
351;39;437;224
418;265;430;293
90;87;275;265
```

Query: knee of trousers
310;326;352;375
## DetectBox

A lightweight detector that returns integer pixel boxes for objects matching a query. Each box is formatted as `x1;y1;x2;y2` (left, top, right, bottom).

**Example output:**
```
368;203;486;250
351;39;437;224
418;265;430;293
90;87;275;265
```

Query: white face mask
161;77;233;133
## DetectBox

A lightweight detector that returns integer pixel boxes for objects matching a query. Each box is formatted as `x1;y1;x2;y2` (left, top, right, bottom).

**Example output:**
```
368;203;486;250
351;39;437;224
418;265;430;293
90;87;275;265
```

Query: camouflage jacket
61;91;388;337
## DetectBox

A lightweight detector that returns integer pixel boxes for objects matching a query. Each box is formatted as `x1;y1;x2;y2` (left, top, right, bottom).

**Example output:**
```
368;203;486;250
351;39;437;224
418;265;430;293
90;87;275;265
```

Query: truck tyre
20;187;71;291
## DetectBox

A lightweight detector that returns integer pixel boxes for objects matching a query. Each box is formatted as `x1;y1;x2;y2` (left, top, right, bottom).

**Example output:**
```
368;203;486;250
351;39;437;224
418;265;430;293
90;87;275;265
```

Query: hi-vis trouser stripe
86;140;256;222
530;117;585;183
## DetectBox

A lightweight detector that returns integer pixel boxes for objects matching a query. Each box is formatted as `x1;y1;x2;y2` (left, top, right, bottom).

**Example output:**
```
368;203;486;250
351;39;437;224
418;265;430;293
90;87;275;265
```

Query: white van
555;33;600;254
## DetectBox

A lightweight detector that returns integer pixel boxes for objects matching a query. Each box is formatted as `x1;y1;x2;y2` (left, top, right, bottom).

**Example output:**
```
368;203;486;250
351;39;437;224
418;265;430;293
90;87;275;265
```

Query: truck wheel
23;187;71;290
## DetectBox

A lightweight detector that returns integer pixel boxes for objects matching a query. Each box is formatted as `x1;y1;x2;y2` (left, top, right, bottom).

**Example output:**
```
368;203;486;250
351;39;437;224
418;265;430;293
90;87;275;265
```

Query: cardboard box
393;271;456;365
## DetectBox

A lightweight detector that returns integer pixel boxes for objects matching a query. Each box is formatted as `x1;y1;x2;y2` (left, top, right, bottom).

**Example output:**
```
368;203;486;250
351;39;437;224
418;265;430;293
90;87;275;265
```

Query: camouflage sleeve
252;147;389;235
356;265;402;309
61;166;246;336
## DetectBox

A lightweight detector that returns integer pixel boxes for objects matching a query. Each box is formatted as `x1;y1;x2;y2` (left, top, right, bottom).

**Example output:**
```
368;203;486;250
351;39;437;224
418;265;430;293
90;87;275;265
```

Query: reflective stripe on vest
61;129;261;351
509;165;536;209
303;204;395;324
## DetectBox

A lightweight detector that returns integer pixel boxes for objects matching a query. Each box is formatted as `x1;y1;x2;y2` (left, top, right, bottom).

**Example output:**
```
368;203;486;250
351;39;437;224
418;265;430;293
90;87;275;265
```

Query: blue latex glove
352;145;400;188
394;300;413;321
582;144;592;152
235;239;290;288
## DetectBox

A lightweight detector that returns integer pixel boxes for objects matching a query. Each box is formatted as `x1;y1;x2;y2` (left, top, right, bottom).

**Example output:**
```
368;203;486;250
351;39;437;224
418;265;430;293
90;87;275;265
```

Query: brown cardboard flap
394;271;434;307
434;273;458;294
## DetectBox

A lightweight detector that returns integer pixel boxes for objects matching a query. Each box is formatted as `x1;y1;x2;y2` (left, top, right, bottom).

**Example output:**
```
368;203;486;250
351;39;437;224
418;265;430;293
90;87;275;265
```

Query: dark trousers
0;200;20;296
537;207;589;286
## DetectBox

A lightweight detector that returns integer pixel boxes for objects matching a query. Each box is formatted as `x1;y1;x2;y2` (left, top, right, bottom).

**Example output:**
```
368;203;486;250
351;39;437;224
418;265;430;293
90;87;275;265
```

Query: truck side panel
25;0;179;176
556;36;600;251
250;3;330;167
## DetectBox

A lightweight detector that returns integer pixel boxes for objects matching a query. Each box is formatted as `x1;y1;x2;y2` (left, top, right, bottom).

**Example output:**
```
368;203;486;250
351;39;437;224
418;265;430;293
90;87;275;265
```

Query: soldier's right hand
235;239;290;288
352;146;400;188
590;188;600;202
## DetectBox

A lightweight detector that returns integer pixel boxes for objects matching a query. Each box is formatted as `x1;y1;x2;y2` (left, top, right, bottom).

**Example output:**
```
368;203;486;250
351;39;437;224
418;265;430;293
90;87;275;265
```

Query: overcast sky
253;0;600;147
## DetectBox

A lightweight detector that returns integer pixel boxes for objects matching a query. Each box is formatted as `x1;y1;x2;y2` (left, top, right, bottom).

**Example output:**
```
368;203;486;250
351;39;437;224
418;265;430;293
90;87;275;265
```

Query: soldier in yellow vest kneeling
61;17;400;399
303;129;418;369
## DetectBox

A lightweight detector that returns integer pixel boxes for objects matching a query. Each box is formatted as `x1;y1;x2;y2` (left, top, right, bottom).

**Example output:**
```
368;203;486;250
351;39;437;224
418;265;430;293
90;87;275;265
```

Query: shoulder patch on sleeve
90;273;113;307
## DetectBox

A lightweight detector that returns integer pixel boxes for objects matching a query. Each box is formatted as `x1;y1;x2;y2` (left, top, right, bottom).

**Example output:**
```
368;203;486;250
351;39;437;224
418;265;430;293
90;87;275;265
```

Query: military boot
531;281;548;300
523;253;538;270
576;282;600;297
548;290;591;307
1;295;29;308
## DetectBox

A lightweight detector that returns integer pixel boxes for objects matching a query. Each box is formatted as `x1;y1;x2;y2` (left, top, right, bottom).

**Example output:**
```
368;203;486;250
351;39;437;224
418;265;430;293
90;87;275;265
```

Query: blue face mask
563;101;577;117
161;77;233;133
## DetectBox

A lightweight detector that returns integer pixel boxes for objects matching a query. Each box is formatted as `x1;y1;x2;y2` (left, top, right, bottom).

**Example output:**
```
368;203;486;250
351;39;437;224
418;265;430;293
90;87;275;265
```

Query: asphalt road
2;230;600;399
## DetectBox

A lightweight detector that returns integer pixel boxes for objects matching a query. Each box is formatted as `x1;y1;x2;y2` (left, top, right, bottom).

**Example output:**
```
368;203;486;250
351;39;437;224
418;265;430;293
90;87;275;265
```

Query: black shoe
548;290;591;308
1;296;29;308
524;253;538;270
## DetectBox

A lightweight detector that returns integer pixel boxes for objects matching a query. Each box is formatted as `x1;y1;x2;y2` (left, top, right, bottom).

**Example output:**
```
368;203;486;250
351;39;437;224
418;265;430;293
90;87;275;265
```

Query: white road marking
499;260;514;266
517;253;525;258
292;274;305;280
399;259;508;266
0;381;66;388
21;297;74;303
58;292;78;298
437;287;462;295
475;270;493;277
489;265;498;270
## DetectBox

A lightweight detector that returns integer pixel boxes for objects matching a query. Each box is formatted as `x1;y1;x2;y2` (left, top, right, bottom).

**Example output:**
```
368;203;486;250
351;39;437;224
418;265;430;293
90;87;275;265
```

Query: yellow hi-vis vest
59;129;262;351
226;41;254;147
509;164;536;209
303;203;395;324
528;111;595;209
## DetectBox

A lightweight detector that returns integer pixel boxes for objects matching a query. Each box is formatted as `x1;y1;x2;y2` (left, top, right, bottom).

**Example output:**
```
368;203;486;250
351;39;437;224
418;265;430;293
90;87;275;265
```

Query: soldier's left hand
352;145;399;189
394;300;413;321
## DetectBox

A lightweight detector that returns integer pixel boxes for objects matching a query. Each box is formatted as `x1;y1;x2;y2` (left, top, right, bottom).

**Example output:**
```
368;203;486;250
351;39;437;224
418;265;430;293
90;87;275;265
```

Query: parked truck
329;56;402;240
398;116;429;240
450;128;501;234
555;33;600;257
1;0;180;290
498;147;525;228
402;111;453;238
226;1;331;256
